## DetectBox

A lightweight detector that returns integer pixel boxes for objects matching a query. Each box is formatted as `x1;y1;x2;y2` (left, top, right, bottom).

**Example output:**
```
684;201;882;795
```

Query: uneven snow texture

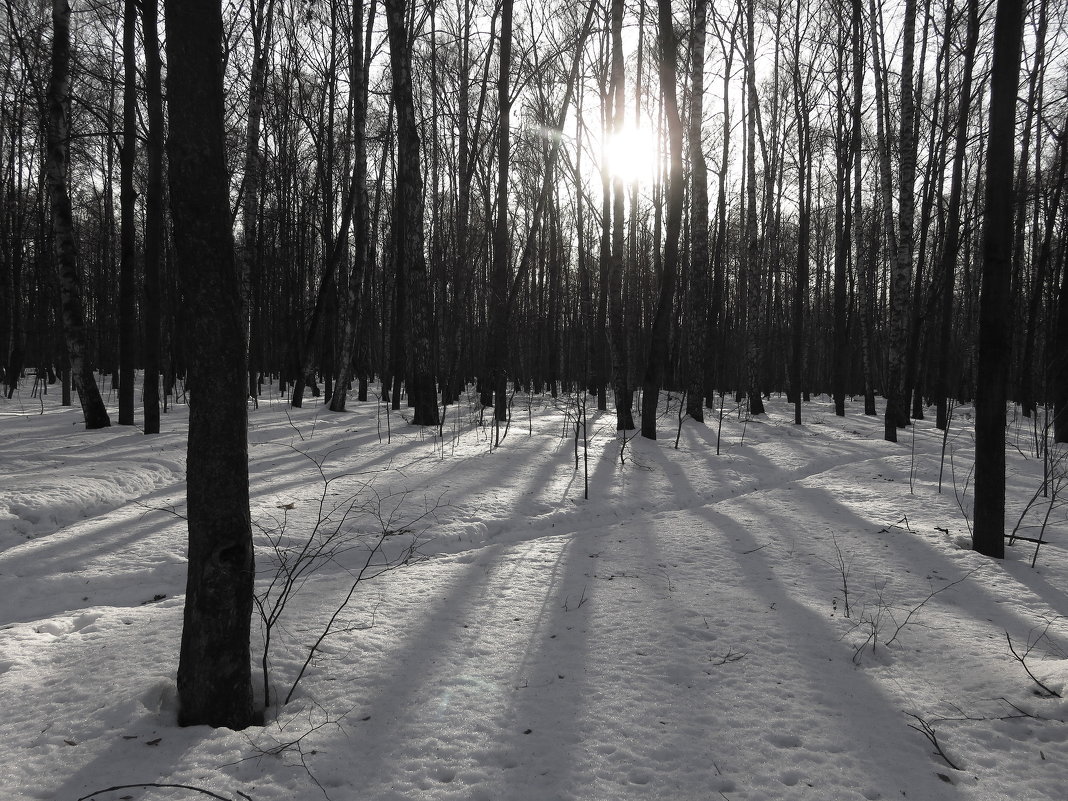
1;382;1067;801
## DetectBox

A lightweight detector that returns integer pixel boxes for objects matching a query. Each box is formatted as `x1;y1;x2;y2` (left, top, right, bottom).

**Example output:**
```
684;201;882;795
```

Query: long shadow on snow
286;542;588;798
687;499;970;799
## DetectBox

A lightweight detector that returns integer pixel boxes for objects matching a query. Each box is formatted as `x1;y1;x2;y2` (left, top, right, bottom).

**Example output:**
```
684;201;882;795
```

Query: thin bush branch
77;784;235;801
906;713;960;771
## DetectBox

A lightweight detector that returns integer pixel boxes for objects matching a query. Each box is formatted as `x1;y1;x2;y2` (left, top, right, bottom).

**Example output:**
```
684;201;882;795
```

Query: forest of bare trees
1;0;1066;443
2;0;1067;730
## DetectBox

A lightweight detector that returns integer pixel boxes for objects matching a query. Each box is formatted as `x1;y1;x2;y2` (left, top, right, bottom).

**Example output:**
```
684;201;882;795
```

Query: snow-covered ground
1;379;1067;801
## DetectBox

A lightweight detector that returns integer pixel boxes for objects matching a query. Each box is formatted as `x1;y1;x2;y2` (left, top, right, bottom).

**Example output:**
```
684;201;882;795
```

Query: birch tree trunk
118;0;136;426
46;0;110;430
141;0;163;434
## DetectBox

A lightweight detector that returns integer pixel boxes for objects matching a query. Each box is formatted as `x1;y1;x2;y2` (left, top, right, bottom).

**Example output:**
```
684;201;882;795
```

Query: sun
602;124;659;186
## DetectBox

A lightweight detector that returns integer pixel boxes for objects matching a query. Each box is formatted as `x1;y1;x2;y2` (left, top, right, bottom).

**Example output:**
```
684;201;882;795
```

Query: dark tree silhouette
972;0;1025;559
165;0;256;728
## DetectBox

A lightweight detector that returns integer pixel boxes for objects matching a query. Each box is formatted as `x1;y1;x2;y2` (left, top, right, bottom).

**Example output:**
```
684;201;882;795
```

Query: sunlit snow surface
1;382;1067;801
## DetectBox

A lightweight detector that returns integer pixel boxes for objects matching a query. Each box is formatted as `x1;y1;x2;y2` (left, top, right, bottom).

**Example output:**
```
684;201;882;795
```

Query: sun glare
602;125;659;186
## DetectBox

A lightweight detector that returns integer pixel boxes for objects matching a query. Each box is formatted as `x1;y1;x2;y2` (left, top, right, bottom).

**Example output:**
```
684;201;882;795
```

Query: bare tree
141;0;163;434
639;0;683;439
385;0;439;425
973;0;1026;559
884;0;918;442
45;0;110;429
117;0;136;426
684;0;708;422
165;0;256;728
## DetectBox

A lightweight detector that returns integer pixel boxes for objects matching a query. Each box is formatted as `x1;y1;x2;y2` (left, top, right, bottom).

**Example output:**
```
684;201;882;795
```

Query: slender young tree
117;0;136;426
685;0;708;422
165;0;256;728
141;0;163;434
241;0;277;403
45;0;110;429
789;2;813;426
743;0;764;415
1054;230;1068;443
131;0;164;432
972;0;1026;559
884;0;917;441
854;0;877;416
330;0;371;413
934;0;979;431
486;0;514;424
606;0;633;429
640;0;683;439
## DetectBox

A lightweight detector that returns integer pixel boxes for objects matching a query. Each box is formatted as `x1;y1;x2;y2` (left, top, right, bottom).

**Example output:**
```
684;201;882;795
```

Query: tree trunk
607;0;633;430
684;0;708;422
640;0;683;439
45;0;110;430
790;9;812;426
384;0;439;425
1020;121;1064;421
1053;235;1068;443
118;0;136;426
241;0;276;403
141;0;163;435
330;0;372;413
972;0;1025;559
934;0;979;430
884;0;917;441
165;0;255;728
743;0;764;416
486;0;513;424
854;0;876;415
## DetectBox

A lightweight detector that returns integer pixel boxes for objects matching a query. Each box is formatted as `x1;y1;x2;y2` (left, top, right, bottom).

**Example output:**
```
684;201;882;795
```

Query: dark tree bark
639;0;683;439
142;0;163;435
1054;234;1068;443
607;0;633;430
1020;116;1065;421
384;0;439;425
790;7;812;426
684;0;708;422
118;0;136;426
972;0;1025;559
934;0;979;431
743;0;763;416
330;0;371;413
832;8;850;419
165;0;256;728
707;4;737;406
854;0;876;416
486;0;513;424
45;0;110;430
241;0;277;403
884;0;917;441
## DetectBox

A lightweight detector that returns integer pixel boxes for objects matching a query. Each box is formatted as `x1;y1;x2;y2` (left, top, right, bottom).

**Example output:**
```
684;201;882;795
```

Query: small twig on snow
77;784;236;801
905;713;960;771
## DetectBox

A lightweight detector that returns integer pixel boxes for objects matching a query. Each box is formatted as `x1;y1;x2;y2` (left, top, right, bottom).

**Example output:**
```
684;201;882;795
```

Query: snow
1;381;1067;801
